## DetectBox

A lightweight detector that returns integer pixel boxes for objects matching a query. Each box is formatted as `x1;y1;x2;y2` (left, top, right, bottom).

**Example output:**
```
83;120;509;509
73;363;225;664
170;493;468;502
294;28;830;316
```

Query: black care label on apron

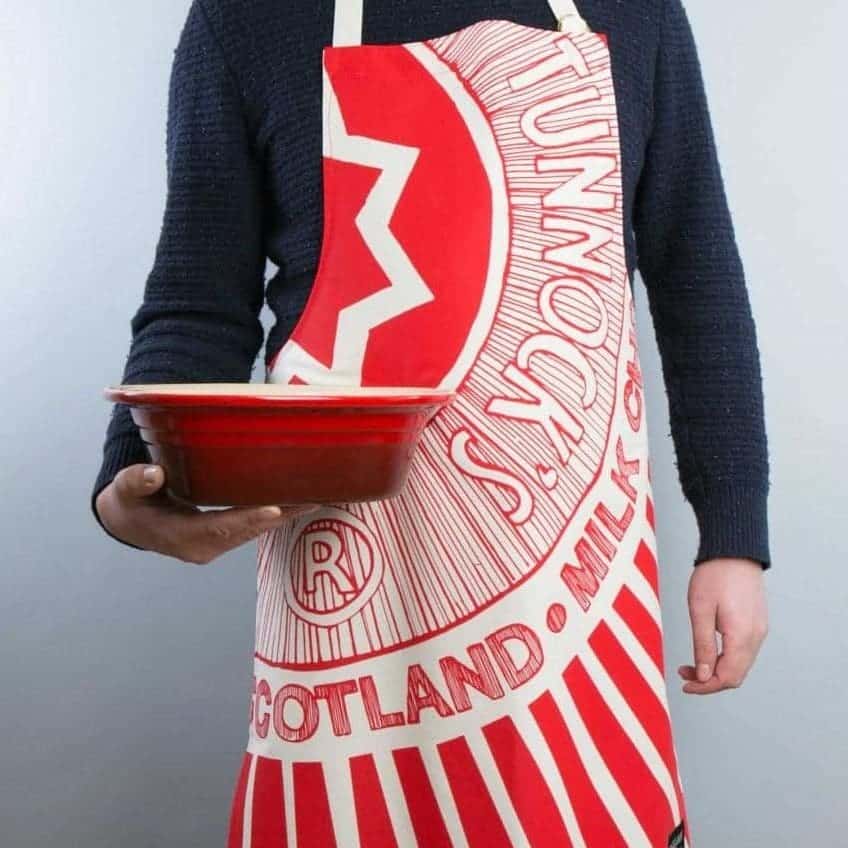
668;821;686;847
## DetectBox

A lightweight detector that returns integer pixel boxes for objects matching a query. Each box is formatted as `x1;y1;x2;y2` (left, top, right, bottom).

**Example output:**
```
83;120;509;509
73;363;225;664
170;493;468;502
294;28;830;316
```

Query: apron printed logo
261;23;632;674
250;623;545;742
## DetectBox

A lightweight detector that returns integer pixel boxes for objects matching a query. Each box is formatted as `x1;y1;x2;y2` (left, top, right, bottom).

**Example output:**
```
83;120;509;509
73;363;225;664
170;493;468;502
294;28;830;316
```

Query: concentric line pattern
256;20;629;669
230;499;690;848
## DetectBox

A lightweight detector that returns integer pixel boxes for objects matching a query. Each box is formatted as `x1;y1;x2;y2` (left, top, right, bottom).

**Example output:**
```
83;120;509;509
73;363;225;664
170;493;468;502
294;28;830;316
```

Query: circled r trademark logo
283;507;384;627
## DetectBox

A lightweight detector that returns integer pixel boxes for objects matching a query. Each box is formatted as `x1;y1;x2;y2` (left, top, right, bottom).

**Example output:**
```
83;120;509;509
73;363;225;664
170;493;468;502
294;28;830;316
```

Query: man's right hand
94;464;319;564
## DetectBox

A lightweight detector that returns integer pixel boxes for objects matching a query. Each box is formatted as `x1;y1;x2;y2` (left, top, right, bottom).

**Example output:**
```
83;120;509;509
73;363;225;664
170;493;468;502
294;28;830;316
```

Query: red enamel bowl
102;383;456;507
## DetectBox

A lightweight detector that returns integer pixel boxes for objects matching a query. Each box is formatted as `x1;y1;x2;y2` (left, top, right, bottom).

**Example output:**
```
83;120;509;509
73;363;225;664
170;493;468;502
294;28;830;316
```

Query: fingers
98;464;323;561
176;503;320;565
712;636;752;691
712;609;767;690
678;644;751;694
688;591;718;684
678;618;767;696
679;586;720;695
112;464;166;501
677;663;725;696
95;464;174;543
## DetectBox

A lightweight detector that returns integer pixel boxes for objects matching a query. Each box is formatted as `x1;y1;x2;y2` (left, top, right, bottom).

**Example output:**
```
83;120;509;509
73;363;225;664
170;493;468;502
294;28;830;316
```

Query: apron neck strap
332;0;588;47
549;0;590;33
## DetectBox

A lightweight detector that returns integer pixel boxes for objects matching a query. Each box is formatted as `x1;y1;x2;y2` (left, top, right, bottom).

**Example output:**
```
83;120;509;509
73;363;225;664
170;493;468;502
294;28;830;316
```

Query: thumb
113;463;166;501
690;597;718;682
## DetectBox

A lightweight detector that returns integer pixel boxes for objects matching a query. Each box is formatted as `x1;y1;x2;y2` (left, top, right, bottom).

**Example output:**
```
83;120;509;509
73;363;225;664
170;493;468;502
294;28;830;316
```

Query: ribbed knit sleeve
90;0;267;548
632;0;771;568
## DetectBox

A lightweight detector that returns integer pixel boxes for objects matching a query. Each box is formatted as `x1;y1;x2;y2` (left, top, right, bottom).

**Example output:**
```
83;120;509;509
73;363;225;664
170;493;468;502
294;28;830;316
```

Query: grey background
1;1;845;845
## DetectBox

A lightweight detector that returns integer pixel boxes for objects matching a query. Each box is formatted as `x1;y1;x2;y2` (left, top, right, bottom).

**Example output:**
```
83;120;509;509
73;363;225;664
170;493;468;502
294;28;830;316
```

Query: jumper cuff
690;481;771;570
91;432;152;551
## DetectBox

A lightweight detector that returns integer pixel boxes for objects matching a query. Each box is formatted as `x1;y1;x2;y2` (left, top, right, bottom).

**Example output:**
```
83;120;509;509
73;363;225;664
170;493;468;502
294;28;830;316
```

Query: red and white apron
229;1;691;845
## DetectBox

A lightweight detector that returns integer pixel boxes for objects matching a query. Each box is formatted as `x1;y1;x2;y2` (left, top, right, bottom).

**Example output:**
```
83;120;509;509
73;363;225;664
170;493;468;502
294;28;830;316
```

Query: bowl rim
103;383;457;409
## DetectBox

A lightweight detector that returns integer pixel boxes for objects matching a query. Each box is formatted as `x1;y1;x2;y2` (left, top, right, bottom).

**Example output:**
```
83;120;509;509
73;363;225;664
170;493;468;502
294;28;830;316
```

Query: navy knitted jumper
91;0;772;569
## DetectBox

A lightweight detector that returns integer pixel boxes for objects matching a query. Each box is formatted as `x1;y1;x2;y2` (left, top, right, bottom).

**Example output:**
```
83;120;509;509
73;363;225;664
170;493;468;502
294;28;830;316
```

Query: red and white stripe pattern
229;498;690;848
